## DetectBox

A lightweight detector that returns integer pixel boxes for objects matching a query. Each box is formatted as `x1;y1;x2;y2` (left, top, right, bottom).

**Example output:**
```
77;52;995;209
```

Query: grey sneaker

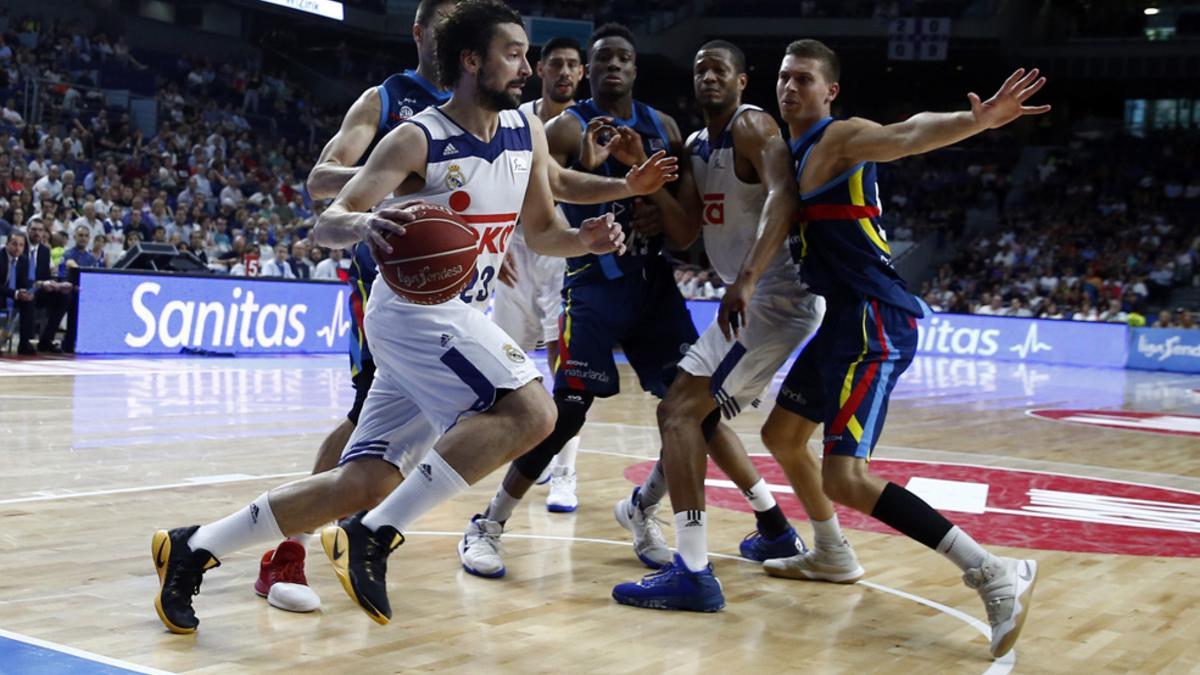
613;488;671;569
963;556;1038;658
763;539;864;583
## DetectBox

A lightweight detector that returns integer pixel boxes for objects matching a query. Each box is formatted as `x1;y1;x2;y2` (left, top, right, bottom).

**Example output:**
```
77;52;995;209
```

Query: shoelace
472;524;504;555
638;504;668;540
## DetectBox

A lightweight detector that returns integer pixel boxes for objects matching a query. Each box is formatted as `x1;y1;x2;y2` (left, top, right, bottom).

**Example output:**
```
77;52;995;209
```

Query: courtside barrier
684;301;1197;374
74;268;351;355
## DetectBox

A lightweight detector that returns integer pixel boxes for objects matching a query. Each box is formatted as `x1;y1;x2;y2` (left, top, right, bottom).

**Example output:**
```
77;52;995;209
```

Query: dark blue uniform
343;70;449;423
555;99;696;398
778;117;924;458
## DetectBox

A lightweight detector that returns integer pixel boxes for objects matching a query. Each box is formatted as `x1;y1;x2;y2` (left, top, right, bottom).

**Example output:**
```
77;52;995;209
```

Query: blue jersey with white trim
788;117;923;317
559;99;671;288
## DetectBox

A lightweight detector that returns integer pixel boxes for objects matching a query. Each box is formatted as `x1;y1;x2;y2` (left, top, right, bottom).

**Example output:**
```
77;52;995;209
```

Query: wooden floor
1;353;1199;674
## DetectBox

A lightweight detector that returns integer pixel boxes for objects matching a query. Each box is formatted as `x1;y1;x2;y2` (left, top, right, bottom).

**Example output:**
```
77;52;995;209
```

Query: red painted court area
624;457;1200;557
1028;409;1200;438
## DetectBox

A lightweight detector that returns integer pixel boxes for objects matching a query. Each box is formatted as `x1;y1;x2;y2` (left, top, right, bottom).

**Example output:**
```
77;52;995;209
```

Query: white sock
674;510;708;572
742;478;776;512
937;526;989;572
637;460;668;509
810;514;846;549
361;452;468;533
554;436;580;476
188;492;283;560
484;486;521;523
288;532;315;547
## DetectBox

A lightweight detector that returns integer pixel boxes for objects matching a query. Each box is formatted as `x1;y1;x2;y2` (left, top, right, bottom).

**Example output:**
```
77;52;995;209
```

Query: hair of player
698;39;746;75
588;22;636;58
434;0;524;88
415;0;456;27
785;39;840;82
540;36;583;63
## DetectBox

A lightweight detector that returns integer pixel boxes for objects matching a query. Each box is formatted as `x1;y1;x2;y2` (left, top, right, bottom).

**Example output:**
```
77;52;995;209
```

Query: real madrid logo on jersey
503;344;526;364
445;164;466;190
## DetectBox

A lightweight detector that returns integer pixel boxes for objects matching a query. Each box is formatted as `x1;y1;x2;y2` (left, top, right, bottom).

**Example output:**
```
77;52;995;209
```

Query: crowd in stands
921;131;1200;328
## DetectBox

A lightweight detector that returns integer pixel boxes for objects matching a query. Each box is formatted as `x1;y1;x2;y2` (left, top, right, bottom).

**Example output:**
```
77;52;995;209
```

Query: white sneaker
963;556;1038;658
457;514;506;578
762;540;864;583
546;472;578;513
613;488;671;569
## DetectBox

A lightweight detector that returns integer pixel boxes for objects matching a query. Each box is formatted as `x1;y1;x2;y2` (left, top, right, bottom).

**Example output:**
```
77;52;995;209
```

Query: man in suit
2;231;35;354
24;217;70;353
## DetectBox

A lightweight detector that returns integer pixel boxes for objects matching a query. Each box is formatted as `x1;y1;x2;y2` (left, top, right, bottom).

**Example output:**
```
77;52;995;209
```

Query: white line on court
0;472;308;505
0;627;175;675
406;530;1013;675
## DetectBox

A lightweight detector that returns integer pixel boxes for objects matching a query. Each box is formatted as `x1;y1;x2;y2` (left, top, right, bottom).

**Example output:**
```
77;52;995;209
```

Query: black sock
754;504;791;540
870;482;953;550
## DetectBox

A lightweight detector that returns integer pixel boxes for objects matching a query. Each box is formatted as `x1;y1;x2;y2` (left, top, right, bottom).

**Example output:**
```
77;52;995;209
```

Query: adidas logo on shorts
418;463;433;481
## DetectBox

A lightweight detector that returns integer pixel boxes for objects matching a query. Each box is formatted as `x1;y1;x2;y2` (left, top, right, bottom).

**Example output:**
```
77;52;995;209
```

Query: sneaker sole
611;591;725;613
151;529;196;635
320;526;389;625
763;563;865;584
991;560;1039;658
546;503;578;513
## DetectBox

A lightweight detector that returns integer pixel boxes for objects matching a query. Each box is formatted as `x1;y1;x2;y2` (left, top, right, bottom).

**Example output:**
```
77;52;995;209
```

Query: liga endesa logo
624;457;1200;557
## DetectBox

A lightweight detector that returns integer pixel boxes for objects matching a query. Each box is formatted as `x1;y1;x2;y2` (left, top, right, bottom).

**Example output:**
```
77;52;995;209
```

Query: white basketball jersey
381;106;533;310
688;104;792;285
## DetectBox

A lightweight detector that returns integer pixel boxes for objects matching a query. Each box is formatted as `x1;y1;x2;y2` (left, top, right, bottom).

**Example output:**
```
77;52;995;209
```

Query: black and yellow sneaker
321;511;404;625
151;526;220;634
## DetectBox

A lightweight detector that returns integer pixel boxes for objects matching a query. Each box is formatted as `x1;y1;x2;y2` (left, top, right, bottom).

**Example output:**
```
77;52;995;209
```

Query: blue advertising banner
1127;327;1200;373
914;313;1129;368
75;270;351;355
684;302;1131;369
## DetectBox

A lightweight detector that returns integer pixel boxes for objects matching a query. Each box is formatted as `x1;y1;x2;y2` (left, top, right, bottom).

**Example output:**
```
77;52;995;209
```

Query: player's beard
547;79;576;104
478;75;523;111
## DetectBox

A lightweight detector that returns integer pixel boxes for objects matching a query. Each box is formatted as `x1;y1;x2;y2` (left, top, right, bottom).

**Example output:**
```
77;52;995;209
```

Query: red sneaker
254;540;321;612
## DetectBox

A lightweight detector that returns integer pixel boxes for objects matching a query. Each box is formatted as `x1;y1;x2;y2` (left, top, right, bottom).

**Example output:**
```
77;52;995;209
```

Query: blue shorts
555;259;697;398
777;298;917;459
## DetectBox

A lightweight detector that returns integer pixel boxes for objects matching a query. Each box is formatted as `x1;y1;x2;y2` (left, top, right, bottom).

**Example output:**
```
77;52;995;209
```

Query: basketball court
1;352;1197;673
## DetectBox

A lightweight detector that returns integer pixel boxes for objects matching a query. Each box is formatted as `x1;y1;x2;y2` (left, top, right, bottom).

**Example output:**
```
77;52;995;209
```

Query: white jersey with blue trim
687;104;792;286
377;106;533;311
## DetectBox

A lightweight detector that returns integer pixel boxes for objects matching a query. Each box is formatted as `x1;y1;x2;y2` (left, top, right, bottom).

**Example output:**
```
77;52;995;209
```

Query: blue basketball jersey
559;99;671;287
788;117;923;317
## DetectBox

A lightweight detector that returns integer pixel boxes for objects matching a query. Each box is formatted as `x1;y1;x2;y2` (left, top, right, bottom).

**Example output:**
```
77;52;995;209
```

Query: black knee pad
700;409;721;442
513;391;594;480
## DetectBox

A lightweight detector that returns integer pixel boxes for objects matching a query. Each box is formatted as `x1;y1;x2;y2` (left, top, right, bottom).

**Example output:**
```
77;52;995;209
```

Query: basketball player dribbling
149;0;681;633
251;0;457;615
492;36;587;513
720;40;1046;657
611;40;860;612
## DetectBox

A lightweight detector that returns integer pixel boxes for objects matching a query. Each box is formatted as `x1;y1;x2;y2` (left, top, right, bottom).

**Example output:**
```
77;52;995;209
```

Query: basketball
372;204;479;305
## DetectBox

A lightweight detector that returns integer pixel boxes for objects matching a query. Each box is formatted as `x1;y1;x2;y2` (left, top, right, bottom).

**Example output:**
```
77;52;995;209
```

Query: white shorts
491;228;565;352
678;278;824;419
339;281;543;474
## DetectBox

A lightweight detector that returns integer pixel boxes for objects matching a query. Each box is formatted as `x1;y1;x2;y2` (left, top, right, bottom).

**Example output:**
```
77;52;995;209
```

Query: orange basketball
372;204;478;305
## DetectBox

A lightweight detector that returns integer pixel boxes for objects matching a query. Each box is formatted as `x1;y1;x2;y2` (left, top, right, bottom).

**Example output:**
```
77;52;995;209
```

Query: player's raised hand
580;116;618;170
969;68;1050;130
624;150;678;196
606;127;649;167
717;278;754;340
578;212;627;255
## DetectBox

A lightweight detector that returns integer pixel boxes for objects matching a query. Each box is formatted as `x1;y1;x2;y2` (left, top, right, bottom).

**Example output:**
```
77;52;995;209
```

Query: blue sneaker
738;527;806;562
611;554;725;612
